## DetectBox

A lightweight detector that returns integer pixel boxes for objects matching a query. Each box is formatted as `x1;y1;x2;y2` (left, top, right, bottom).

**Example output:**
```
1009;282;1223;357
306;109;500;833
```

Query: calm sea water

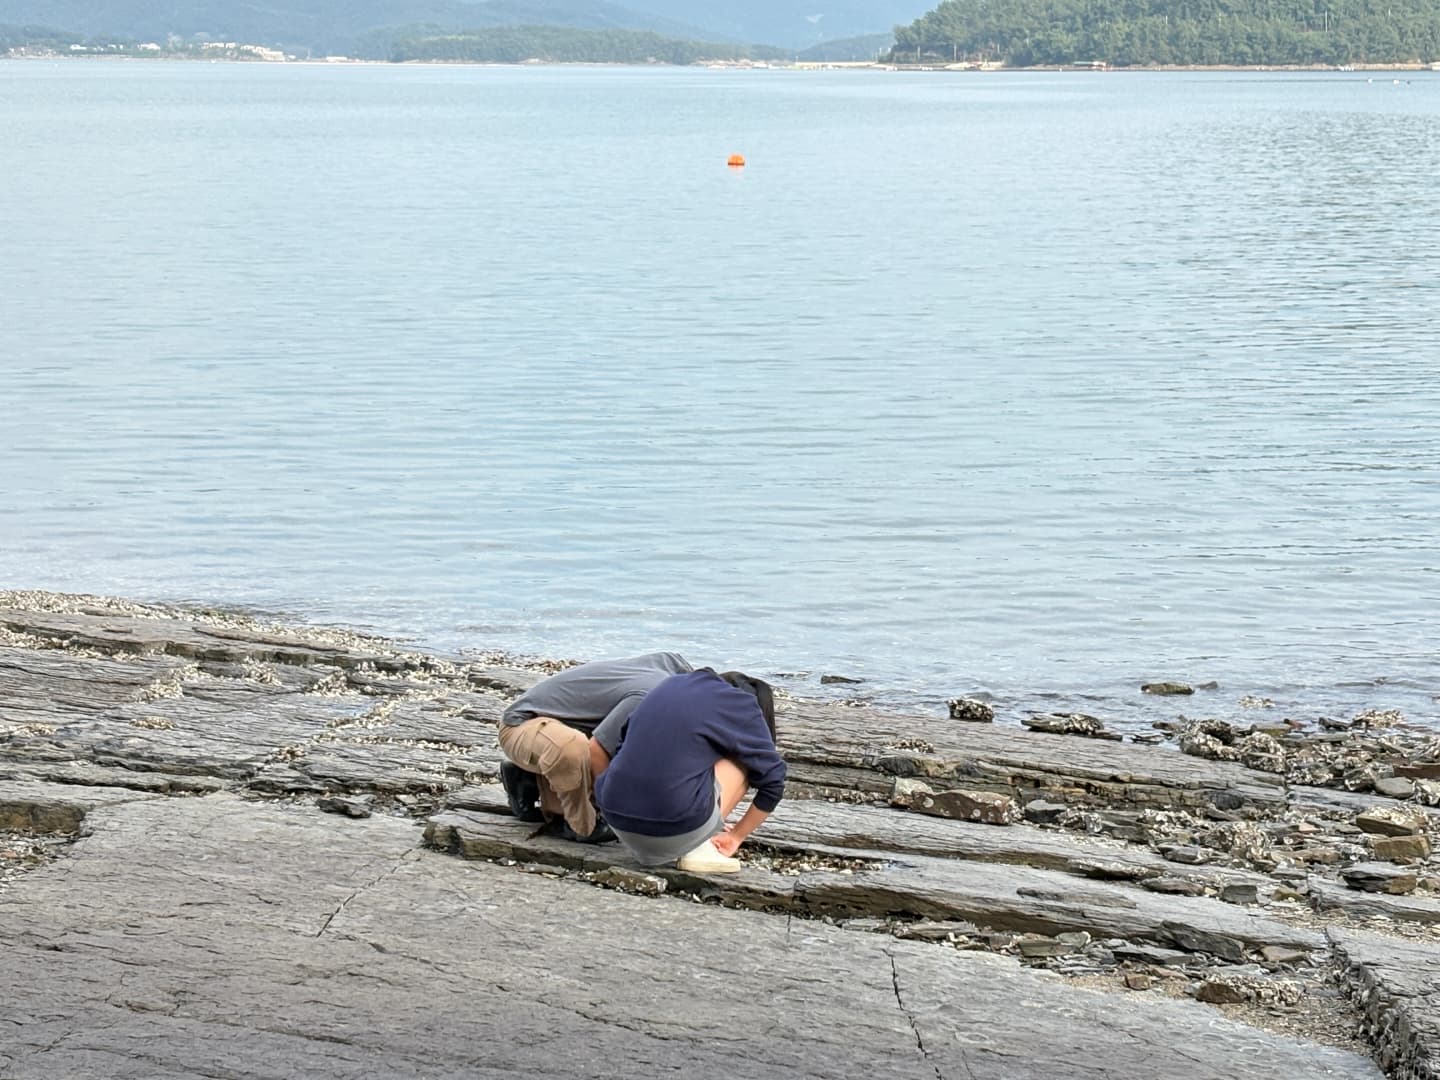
3;60;1439;730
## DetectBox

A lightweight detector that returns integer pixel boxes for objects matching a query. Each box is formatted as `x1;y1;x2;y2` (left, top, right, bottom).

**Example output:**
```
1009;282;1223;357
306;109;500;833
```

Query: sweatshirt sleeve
590;692;643;756
715;695;786;813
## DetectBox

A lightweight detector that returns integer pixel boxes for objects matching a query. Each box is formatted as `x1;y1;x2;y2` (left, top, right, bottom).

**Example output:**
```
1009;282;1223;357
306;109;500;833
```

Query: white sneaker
676;839;741;874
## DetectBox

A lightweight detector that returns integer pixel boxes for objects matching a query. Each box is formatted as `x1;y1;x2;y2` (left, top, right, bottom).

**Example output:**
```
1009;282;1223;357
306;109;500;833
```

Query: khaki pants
496;717;596;837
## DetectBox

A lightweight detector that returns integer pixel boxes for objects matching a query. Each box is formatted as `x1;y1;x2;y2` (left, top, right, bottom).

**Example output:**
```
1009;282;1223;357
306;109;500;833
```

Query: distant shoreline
4;53;1438;74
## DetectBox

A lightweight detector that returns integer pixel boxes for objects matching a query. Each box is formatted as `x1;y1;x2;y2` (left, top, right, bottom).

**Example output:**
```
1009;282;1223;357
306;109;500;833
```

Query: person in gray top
497;651;692;841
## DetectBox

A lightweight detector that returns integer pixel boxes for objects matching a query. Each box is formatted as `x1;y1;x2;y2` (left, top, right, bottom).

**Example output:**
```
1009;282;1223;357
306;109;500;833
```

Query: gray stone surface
0;795;1383;1080
2;594;1437;1078
1310;877;1440;925
1330;928;1440;1080
0;778;158;833
776;698;1287;811
703;786;1270;890
427;809;1324;956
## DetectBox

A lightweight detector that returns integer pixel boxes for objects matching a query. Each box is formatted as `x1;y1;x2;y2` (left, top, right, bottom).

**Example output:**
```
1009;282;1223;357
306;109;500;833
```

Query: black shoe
576;818;616;845
500;761;544;823
542;816;616;845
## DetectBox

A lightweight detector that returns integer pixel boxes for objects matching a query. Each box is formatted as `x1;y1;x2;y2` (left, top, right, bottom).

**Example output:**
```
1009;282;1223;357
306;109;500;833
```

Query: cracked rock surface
0;591;1435;1078
1;794;1382;1080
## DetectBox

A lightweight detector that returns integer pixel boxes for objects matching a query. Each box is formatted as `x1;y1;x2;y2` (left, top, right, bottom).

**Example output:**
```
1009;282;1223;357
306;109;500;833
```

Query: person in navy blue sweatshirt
593;668;784;874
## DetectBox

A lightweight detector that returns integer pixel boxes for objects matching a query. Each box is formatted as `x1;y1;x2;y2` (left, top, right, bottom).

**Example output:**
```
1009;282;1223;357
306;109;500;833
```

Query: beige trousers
496;716;596;837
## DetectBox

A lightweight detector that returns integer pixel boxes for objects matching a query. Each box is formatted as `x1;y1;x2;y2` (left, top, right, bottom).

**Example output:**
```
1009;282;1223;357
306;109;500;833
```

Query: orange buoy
727;153;746;167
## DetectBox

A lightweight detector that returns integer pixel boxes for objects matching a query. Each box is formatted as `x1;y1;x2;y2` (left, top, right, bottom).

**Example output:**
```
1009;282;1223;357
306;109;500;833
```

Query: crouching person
593;668;784;874
497;651;692;843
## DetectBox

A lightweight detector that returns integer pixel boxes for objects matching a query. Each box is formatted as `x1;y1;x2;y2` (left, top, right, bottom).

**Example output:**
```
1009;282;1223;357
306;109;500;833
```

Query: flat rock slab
0;778;159;833
769;794;1271;888
780;699;1287;812
0;646;194;724
1330;928;1440;1080
1310;876;1440;925
427;810;1323;957
0;607;393;669
0;795;1381;1080
450;782;1269;891
1;646;373;781
3;604;1294;820
0;761;230;795
284;738;500;794
1290;783;1440;828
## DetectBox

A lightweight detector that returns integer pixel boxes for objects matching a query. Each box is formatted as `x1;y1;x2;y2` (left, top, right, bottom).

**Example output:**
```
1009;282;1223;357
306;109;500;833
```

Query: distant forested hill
0;0;728;54
384;24;786;60
796;32;896;60
0;0;933;53
627;1;927;49
890;0;1440;65
0;23;80;49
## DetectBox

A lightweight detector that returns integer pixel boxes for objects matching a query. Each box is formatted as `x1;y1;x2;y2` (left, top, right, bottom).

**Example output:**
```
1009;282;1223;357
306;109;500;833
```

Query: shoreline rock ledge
1;591;1436;1079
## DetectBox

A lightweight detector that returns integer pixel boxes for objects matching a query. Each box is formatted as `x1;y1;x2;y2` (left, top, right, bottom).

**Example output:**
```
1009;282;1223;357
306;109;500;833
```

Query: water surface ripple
3;62;1439;729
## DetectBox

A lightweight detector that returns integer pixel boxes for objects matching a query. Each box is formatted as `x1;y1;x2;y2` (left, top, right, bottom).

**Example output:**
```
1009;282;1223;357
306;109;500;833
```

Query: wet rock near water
1142;681;1196;696
1021;712;1123;740
0;591;1435;1079
947;696;995;723
890;779;1020;825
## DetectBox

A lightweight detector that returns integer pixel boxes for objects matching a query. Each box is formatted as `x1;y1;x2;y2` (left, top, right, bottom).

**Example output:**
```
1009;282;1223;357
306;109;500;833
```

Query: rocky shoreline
1;590;1436;1078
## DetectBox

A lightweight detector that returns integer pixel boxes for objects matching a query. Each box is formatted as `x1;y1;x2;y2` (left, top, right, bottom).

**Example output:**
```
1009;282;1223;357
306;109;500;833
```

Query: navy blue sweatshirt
594;670;786;837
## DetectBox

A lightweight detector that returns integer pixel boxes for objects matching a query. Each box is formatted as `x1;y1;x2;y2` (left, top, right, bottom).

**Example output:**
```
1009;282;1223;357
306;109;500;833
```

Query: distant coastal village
8;39;1440;72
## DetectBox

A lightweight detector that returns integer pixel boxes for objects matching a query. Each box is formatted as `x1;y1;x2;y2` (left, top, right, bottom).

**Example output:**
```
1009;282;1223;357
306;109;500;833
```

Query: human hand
711;832;741;857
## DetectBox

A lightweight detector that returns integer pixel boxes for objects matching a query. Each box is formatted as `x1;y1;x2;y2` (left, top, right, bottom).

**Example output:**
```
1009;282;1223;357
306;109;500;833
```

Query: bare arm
712;804;769;856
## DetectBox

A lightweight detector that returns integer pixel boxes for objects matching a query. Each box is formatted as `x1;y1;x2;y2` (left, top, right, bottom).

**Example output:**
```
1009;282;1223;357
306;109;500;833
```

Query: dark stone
1373;777;1415;800
1161;845;1215;866
1141;682;1195;696
1208;790;1249;811
317;794;375;819
892;780;1019;825
1161;923;1246;962
1372;834;1431;862
1022;713;1123;741
1112;943;1190;966
591;867;666;895
1394;763;1440;781
1341;863;1419;896
1219;884;1260;906
1355;807;1428;837
947;697;995;723
1142;877;1207;897
1196;979;1249;1005
1023;799;1068;825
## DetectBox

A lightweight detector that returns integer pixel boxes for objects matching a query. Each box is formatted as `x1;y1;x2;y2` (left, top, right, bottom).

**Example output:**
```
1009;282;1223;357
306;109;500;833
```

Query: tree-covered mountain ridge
0;0;926;52
889;0;1440;66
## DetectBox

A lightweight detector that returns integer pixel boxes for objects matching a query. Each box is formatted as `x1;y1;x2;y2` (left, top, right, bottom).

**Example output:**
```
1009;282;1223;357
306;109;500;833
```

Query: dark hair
716;670;776;743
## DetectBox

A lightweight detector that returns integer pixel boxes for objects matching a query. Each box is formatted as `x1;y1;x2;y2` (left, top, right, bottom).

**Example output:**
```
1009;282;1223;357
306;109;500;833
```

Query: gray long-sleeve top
500;651;693;756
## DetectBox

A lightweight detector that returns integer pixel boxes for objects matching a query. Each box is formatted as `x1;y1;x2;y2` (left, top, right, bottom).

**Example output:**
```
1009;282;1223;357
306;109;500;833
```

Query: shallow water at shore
2;62;1439;730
